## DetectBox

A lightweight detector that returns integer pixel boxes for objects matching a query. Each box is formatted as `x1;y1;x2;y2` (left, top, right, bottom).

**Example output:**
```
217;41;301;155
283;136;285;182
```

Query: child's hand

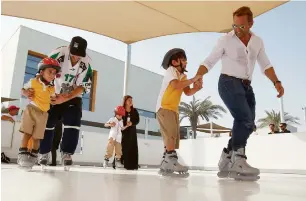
51;94;68;105
50;95;56;102
24;88;35;100
192;75;202;83
7;117;15;123
109;122;116;127
109;138;114;144
127;121;132;127
194;78;203;90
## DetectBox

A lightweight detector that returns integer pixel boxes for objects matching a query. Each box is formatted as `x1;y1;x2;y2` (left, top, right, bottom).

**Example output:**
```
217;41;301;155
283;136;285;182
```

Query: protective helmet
161;48;187;70
115;106;125;116
38;57;61;73
69;36;87;57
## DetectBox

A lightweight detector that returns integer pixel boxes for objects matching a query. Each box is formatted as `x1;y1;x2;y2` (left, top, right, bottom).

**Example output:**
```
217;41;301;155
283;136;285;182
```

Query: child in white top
103;106;130;168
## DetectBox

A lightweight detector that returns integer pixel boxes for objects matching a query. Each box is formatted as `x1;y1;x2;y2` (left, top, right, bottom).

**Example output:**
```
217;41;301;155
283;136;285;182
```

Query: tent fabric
197;122;231;130
196;129;230;134
2;0;287;44
1;97;17;103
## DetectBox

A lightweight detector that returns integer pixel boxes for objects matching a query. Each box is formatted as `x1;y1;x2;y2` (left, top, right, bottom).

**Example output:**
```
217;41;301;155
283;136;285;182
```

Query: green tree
179;96;227;139
257;110;300;130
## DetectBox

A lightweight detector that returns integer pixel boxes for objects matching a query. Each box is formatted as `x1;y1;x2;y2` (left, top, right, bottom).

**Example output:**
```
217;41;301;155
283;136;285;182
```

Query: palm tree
257;110;300;130
179;96;227;139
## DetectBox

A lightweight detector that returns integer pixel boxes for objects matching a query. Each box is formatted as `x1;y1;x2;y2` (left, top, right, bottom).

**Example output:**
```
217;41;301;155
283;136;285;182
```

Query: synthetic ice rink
2;164;306;201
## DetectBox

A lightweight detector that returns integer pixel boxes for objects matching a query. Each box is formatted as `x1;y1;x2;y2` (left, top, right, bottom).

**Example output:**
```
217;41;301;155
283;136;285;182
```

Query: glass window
25;67;38;75
24;54;41;83
82;97;90;111
26;59;41;69
23;73;34;85
83;92;90;99
28;55;43;62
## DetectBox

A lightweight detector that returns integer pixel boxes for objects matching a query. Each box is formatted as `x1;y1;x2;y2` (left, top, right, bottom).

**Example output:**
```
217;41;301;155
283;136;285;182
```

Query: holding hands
192;75;203;91
51;94;69;105
23;88;35;101
109;122;116;127
194;78;203;90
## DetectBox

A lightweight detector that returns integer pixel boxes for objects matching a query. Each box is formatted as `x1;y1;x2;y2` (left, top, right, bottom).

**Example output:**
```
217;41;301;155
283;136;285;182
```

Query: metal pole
210;121;213;137
145;118;149;139
302;107;306;124
123;44;132;96
279;97;285;123
186;127;190;139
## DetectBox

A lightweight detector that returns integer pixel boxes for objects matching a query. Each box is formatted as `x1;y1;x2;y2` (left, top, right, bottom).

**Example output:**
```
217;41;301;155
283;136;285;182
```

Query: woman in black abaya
121;95;139;170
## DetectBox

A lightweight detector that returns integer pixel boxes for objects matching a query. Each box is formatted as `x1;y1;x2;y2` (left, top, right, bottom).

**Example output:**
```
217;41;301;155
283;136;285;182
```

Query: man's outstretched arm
196;65;209;76
196;37;225;77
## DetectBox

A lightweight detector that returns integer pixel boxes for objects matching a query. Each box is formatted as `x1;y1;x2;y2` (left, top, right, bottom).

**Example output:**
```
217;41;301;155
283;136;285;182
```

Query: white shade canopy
2;0;287;44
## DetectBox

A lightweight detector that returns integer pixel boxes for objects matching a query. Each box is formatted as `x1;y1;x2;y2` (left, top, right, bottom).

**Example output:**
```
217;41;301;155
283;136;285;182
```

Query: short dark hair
280;123;287;127
233;6;253;23
269;123;275;126
168;52;187;67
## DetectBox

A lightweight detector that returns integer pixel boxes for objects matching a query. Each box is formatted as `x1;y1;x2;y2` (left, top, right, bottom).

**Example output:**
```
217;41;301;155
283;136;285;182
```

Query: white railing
1;120;15;148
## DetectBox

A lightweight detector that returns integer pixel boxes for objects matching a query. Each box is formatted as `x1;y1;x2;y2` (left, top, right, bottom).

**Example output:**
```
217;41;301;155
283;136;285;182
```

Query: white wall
1;27;21;98
287;124;298;133
2;26;162;132
2;122;306;173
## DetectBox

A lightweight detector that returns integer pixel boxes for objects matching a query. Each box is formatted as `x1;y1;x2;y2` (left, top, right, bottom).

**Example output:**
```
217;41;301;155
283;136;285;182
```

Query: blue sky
1;1;306;131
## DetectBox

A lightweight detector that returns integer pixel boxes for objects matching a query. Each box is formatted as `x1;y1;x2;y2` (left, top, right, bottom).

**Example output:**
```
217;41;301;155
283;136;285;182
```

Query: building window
82;70;97;112
24;51;44;85
24;50;97;112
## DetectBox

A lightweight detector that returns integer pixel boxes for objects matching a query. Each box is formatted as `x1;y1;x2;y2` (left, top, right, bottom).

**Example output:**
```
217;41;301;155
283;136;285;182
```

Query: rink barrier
2;121;306;174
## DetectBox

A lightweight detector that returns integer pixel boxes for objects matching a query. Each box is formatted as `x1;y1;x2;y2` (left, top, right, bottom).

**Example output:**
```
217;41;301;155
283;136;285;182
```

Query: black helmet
69;36;87;57
161;48;187;70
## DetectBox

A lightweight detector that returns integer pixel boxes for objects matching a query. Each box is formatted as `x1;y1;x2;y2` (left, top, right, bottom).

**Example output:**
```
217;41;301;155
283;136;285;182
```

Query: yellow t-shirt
23;78;55;112
156;66;187;113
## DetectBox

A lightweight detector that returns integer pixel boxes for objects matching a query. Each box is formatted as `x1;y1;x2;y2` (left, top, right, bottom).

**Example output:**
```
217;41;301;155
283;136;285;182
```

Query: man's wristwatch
274;80;281;86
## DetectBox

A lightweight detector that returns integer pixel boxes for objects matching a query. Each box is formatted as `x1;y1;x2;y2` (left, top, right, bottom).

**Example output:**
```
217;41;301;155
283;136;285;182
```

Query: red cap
115;106;125;116
8;105;20;111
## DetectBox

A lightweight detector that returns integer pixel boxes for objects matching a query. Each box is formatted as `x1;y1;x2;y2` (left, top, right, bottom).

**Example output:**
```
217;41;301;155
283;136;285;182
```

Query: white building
1;26;162;140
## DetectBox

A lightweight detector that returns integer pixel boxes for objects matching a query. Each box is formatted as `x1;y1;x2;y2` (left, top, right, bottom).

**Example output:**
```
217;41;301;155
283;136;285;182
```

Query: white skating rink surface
2;164;306;201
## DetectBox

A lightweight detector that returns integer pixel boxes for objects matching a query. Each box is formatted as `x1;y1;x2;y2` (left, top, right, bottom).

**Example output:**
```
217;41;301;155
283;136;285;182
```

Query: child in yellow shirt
156;48;202;176
18;57;61;169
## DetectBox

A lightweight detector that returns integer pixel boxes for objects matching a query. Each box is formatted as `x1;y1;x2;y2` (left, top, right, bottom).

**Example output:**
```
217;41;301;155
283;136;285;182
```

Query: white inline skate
217;148;232;178
103;158;109;168
17;149;33;171
28;153;38;170
114;158;123;169
158;151;166;175
61;152;72;171
228;148;260;181
159;151;189;178
38;152;50;170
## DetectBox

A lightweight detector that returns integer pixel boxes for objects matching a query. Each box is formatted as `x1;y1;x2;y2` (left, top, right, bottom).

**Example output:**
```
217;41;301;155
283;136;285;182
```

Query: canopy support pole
123;44;132;96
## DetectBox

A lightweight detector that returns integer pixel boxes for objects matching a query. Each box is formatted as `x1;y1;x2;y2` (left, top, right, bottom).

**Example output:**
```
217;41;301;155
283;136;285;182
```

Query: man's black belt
222;74;251;86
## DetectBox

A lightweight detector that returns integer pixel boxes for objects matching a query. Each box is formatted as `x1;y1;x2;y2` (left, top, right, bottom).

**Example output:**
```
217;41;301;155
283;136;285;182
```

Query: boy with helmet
18;58;60;169
103;106;131;168
39;36;93;170
156;48;202;176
